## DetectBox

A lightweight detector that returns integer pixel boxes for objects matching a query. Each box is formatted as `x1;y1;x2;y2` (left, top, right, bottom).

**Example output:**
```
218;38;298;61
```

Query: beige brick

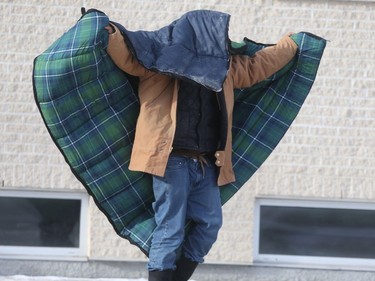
1;0;374;264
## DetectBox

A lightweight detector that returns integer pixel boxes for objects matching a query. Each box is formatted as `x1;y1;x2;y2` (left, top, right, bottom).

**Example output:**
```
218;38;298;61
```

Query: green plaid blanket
33;10;326;255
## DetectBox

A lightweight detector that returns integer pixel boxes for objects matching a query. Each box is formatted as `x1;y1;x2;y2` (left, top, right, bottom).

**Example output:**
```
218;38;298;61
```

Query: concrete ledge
1;259;375;281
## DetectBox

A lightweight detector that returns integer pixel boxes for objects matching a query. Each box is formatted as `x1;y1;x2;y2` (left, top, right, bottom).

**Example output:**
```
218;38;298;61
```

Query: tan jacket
107;25;297;186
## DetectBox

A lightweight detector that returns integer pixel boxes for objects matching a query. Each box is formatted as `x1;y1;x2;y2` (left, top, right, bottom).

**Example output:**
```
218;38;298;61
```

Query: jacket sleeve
106;25;150;77
229;35;298;88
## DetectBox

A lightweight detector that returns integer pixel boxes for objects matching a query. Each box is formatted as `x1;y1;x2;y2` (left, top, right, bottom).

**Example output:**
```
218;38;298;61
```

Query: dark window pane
259;206;375;259
0;197;81;248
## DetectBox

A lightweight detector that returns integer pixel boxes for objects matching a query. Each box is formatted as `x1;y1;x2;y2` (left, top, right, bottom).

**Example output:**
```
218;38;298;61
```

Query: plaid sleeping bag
32;9;326;255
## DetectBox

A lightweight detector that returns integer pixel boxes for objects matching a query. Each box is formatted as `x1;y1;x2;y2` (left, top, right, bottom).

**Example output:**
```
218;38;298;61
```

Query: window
254;198;375;270
0;189;89;260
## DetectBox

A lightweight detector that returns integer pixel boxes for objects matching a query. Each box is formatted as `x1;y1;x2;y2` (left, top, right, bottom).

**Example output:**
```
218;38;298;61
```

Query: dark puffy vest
173;81;221;152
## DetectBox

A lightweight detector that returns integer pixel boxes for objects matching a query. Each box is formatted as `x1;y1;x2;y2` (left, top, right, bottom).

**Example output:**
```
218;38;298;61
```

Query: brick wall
1;0;374;264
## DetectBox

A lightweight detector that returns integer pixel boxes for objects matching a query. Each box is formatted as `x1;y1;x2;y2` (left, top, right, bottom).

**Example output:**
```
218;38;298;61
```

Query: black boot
173;256;198;281
148;269;174;281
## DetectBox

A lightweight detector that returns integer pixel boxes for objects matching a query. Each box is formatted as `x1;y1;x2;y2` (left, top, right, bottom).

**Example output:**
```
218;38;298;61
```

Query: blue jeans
148;155;223;271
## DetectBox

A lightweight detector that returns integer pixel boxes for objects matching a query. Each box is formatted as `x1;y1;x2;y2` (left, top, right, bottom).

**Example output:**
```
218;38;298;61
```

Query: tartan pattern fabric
225;33;327;204
33;10;326;255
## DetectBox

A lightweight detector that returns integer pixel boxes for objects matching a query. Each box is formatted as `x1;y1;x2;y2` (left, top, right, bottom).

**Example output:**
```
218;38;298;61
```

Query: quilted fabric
33;10;326;255
114;10;230;91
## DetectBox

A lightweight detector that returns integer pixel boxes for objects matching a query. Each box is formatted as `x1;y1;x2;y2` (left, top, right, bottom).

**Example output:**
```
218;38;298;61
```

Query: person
105;15;297;281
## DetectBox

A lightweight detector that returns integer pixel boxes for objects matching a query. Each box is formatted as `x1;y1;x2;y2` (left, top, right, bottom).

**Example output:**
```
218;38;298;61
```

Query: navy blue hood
112;10;231;91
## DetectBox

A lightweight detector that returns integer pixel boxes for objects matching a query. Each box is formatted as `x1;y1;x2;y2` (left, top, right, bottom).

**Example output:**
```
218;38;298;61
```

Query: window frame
254;197;375;270
0;188;89;261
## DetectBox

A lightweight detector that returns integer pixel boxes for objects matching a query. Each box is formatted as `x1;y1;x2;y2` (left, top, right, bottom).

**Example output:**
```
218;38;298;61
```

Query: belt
171;149;215;176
